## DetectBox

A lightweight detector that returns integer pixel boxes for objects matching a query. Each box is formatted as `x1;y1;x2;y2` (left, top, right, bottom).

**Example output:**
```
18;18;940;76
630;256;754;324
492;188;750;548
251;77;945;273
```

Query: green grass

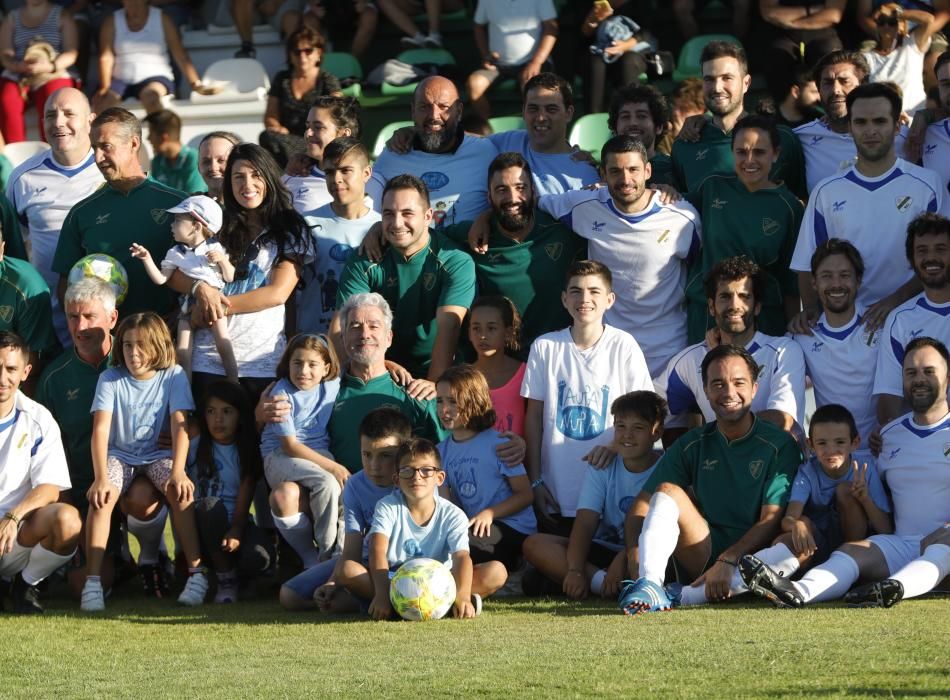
2;592;948;698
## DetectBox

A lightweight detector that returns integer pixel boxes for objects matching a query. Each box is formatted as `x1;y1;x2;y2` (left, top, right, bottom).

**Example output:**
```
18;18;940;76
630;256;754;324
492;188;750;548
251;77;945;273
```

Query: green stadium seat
381;48;457;96
322;52;363;98
488;115;525;133
672;34;743;82
373;119;413;158
568;112;611;161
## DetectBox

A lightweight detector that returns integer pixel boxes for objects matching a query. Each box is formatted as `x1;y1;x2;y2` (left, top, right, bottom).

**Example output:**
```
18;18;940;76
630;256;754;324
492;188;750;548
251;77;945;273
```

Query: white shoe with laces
177;571;209;606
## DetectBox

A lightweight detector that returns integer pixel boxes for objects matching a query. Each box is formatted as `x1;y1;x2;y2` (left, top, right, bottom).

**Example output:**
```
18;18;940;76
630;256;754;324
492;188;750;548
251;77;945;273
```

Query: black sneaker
11;574;43;614
235;43;256;59
844;579;904;608
140;562;170;599
738;554;804;608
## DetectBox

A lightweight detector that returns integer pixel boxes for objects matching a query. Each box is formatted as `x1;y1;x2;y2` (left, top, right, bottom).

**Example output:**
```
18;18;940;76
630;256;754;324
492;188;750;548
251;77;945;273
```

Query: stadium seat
568;113;611;161
672;34;742;82
2;140;48;167
381;48;456;96
488;115;525;133
373;119;413;158
322;52;363;98
191;58;271;102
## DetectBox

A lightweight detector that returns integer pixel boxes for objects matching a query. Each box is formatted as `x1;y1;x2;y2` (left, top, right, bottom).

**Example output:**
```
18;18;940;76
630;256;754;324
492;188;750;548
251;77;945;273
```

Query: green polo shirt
336;230;476;377
35;344;112;503
0;256;58;357
644;417;801;562
150;146;206;195
648;152;674;187
328;371;446;473
671;117;806;199
52;178;185;317
1;192;27;261
443;210;586;353
684;174;803;342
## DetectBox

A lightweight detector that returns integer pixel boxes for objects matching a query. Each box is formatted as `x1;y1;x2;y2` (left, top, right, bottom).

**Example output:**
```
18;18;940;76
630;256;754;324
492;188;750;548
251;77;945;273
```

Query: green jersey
0;154;11;192
684;174;803;342
443;210;586;352
671;118;806;199
644;417;801;560
648;152;674;187
52;178;185;317
1;192;27;261
336;230;476;377
328;371;446;472
150;146;206;195
0;256;58;357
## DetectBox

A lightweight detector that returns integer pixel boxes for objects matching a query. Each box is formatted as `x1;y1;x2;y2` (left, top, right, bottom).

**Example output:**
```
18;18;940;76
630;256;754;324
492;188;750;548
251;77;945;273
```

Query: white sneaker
400;32;426;48
80;578;105;612
472;593;482;616
423;32;443;48
214;577;239;604
178;571;209;606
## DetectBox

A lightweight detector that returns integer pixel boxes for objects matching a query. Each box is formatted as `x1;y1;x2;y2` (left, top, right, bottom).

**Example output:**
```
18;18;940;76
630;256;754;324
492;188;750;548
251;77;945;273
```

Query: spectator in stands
672;0;750;40
301;0;378;61
466;0;558;120
197;130;241;202
259;27;343;168
93;0;216;114
656;78;703;156
231;0;306;58
144;109;205;193
762;63;822;129
376;0;466;49
0;0;78;143
580;0;649;114
608;83;673;185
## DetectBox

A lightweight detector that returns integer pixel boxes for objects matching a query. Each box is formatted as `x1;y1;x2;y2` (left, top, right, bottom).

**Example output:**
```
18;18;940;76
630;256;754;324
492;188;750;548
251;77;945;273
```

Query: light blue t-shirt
297;203;382;334
90;365;194;465
438;428;537;535
187;440;242;521
260;377;340;456
343;470;396;561
489;130;600;196
369;491;469;568
789;451;891;533
576;453;658;547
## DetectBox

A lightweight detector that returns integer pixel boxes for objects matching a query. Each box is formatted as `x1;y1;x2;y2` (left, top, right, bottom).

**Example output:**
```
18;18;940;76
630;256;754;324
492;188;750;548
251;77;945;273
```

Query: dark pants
469;521;528;571
193;497;275;575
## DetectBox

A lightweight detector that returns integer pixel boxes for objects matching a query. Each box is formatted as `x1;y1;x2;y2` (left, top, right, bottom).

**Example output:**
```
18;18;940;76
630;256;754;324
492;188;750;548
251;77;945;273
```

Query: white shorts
867;534;921;575
0;538;31;577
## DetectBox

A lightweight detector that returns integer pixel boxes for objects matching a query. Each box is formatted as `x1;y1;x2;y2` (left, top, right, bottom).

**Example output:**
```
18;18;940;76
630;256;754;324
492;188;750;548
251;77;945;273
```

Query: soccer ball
389;558;457;621
67;253;129;305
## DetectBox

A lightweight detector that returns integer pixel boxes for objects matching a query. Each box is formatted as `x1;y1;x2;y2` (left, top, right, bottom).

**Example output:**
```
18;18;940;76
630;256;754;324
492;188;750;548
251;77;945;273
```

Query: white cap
166;195;223;234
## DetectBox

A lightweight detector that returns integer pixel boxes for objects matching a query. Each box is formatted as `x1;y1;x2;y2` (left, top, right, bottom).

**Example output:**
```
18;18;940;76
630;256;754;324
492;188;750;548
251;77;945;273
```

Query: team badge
150;209;169;224
545;242;563;260
657;229;670;243
386;276;398;288
895;196;913;212
748;459;764;479
422;272;436;291
762;218;779;236
0;305;12;323
695;149;708;161
943;443;950;458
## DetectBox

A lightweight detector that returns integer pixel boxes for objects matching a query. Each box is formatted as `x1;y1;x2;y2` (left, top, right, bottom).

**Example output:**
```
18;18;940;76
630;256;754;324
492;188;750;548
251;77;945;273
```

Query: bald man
367;76;497;231
5;88;105;345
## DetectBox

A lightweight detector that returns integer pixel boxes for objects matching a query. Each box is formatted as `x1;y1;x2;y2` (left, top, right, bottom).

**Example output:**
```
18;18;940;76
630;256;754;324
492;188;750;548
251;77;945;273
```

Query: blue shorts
282;557;336;599
109;76;175;101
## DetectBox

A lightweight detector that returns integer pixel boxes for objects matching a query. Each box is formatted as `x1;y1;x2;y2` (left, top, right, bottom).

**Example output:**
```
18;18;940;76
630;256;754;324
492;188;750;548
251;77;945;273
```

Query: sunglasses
398;466;441;480
292;47;315;55
233;242;261;281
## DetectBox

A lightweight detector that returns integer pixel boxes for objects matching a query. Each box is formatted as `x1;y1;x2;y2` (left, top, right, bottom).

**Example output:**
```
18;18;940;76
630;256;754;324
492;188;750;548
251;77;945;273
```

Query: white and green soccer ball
67;253;129;305
389;557;457;621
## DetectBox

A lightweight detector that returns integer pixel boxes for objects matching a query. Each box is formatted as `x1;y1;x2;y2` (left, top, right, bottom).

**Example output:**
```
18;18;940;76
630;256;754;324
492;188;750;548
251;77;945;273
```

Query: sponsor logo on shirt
925;144;937;155
810;136;823;145
0;306;12;323
695;149;709;161
591;221;606;233
386;276;398;288
811;341;824;353
420;172;449;191
888;447;901;459
909;328;924;339
545;242;563;260
863;328;878;347
33;186;47;195
555;380;609;440
329;243;353;262
95;213;110;225
895;196;913;212
832;200;846;212
748;459;764;479
66;388;80;400
702;458;718;471
487;253;503;263
762;218;779;236
711;198;727;209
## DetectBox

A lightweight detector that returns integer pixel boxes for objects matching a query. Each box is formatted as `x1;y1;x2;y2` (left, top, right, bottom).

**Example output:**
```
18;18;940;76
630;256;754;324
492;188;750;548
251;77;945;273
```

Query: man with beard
791;83;944;333
368;76;496;230
741;337;950;609
607;84;674;187
670;41;805;198
52;108;184;318
874;214;950;426
922;51;950;197
657;256;806;437
791;239;880;449
5;88;104;345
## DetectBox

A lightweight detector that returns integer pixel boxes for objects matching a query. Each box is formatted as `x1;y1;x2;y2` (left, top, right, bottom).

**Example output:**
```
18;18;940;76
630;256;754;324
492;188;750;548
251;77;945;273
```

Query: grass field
2;589;948;699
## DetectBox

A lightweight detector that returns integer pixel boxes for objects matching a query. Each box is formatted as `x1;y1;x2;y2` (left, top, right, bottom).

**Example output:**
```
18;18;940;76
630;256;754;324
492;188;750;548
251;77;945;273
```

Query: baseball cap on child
166;195;223;234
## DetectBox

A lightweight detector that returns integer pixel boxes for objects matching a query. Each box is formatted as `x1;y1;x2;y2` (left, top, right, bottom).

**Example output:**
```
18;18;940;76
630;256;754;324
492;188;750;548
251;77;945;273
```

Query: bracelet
716;557;737;567
3;512;20;525
531;478;544;489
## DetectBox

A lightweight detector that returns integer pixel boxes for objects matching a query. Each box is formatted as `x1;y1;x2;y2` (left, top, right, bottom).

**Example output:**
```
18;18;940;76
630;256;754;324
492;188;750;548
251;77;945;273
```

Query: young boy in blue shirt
522;391;665;599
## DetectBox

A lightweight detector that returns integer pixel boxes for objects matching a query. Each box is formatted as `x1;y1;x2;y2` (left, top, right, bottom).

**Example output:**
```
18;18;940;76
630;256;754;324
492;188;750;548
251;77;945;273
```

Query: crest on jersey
762;218;779;236
545;242;563;260
386;276;398;288
895;196;912;212
748;459;764;479
943;443;950;458
422;272;436;291
696;149;708;161
657;229;670;244
150;209;169;225
0;306;12;323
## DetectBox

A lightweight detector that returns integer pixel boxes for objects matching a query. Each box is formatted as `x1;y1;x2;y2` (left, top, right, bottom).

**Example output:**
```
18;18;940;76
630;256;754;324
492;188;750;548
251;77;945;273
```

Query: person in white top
922;52;950;197
791;82;943;334
0;330;80;614
741;337;950;608
5;87;103;346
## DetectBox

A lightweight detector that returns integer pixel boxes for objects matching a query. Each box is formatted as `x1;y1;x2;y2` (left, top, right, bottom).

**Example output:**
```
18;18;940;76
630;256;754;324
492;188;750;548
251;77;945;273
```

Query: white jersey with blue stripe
283;166;331;215
791;159;942;309
923;117;950;212
538;188;702;379
877;411;950;537
873;293;950;398
657;330;807;426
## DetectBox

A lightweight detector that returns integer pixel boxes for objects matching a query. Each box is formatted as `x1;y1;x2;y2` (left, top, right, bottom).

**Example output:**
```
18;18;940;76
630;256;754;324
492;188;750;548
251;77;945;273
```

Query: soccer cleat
80;578;106;612
11;575;43;614
472;593;482;616
844;579;904;608
177;570;209;606
617;577;673;615
738;554;804;608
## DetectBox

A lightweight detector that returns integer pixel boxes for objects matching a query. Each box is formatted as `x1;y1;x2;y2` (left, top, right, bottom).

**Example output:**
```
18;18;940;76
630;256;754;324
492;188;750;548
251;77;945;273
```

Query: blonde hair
112;312;175;371
436;364;497;432
276;333;340;382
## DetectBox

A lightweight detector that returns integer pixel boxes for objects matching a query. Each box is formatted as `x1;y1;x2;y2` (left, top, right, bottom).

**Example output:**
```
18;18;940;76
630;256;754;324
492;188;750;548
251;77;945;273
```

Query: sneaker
139;561;170;599
11;575;43;614
423;32;443;48
617;577;672;615
214;575;239;604
234;44;256;59
400;32;426;48
471;593;482;616
178;570;209;606
80;578;106;612
664;582;684;608
844;579;904;608
738;554;804;608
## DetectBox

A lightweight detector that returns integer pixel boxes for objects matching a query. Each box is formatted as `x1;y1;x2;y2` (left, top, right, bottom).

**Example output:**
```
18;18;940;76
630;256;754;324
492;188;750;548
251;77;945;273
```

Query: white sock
273;512;320;568
21;544;75;585
127;506;168;566
589;569;607;595
638;491;680;585
891;543;950;599
793;550;860;603
729;542;801;595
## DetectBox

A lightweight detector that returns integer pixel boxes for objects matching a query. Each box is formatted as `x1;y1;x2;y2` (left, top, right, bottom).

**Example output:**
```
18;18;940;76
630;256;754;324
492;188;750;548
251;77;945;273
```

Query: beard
909;383;940;412
495;202;531;232
916;262;950;291
418;125;456;152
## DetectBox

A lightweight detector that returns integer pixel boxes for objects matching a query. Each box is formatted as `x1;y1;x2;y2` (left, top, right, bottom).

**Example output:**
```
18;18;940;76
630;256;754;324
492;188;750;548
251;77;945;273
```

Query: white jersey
923;118;950;209
878;410;950;537
792;308;880;448
521;325;653;517
657;330;807;426
538;188;702;379
283;166;331;215
794;119;909;193
873;293;950;398
5;149;104;345
791;159;942;309
367;134;497;230
0;392;71;516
